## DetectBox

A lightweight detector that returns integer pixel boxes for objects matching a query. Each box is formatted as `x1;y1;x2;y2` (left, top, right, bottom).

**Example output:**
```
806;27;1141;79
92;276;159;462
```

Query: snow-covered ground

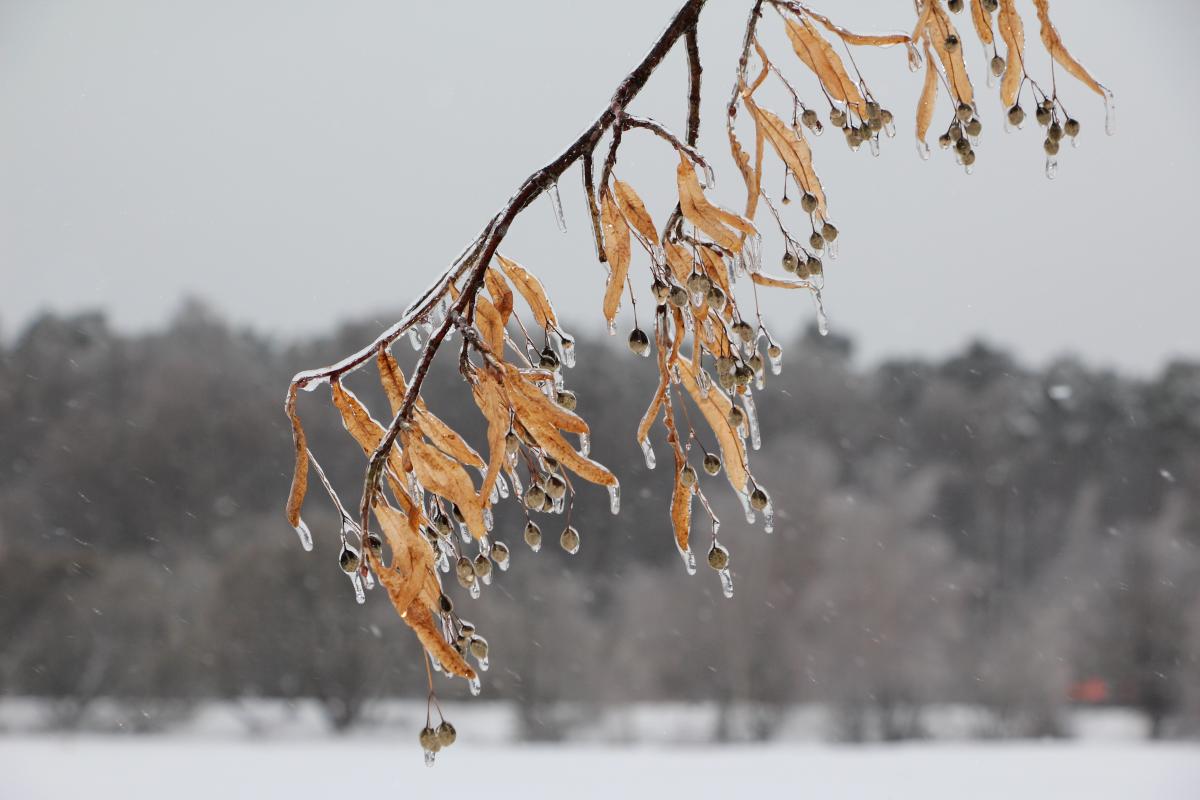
3;738;1198;799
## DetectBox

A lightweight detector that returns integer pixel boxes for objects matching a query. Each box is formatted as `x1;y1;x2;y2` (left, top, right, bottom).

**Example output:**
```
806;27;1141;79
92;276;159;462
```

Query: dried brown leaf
750;272;811;290
676;155;756;252
670;457;693;555
916;40;939;145
407;602;476;681
928;1;974;106
784;15;866;115
403;430;488;540
496;254;558;331
612;179;658;244
502;364;589;435
804;9;911;48
471;370;510;503
475;294;507;361
376;348;484;469
484;267;514;326
664;241;694;284
373;501;438;613
1032;0;1106;97
676;356;750;495
284;384;308;528
600;186;631;327
997;0;1026;108
970;0;995;46
743;96;828;220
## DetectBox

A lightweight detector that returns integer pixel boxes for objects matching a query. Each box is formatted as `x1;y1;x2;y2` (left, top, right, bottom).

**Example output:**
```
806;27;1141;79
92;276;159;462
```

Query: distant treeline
1;301;1197;740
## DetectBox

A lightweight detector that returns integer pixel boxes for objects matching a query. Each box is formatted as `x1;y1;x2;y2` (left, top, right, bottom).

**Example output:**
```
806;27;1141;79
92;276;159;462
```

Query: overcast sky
1;0;1196;373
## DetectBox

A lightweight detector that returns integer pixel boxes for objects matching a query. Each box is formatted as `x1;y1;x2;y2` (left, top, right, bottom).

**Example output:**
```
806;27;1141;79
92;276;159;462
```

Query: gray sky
2;0;1196;373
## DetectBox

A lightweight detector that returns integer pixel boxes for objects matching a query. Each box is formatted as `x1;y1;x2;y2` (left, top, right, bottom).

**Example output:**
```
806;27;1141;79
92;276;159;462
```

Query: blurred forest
1;301;1198;740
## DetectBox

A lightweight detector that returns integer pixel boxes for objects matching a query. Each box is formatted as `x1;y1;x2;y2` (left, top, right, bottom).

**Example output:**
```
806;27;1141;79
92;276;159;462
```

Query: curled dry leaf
373;501;439;615
916;40;939;145
664;241;694;284
502;364;588;435
676;355;750;495
804;8;911;48
600;185;631;327
284;384;308;528
637;312;684;447
1032;0;1106;97
750;272;812;290
402;430;488;540
670;449;693;555
928;1;974;106
911;0;935;46
676;155;756;253
496;254;558;331
612;179;658;244
330;379;410;505
407;602;476;681
474;294;507;360
471;371;511;502
970;0;995;46
743;95;827;220
484;267;514;326
783;15;866;116
997;0;1026;108
377;348;484;469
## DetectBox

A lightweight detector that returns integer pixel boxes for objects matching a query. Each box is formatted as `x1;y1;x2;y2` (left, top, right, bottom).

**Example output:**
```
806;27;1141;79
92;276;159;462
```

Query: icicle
349;572;366;604
408;328;423;351
738;491;756;524
826;237;839;260
718;568;734;598
869;136;881;158
762;499;774;534
552;494;564;514
1045;156;1059;180
677;544;697;576
884;119;896;139
509;469;523;499
477;654;490;672
548;180;567;232
812;290;829;336
906;42;922;72
497;556;510;572
768;347;783;375
468;674;482;696
560;334;577;368
606;318;617;336
436;548;450;574
292;519;313;552
483;507;494;532
481;570;492;587
607;481;621;514
640;437;657;470
479;535;491;557
1103;88;1116;136
701;160;717;189
579;432;590;457
424;749;437;768
362;568;375;590
743;392;761;451
697;368;712;398
469;580;481;599
916;139;931;161
754;368;765;392
459;523;472;544
496;473;509;499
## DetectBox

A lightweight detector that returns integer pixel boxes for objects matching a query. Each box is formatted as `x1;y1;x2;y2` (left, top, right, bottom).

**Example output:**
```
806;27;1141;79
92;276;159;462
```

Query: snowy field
2;738;1199;799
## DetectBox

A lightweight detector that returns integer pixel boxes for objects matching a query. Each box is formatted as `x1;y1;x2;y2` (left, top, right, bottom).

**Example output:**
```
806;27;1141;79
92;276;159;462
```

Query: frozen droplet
477;655;489;672
459;523;471;544
702;161;717;189
906;42;922;72
606;318;617;336
293;519;313;552
469;580;481;599
916;139;931;161
762;500;774;534
579;432;590;457
768;348;783;375
640;437;657;470
869;136;880;158
498;556;510;572
743;393;761;452
483;507;494;532
479;535;491;556
548;180;567;232
738;491;756;524
718;568;734;599
349;572;366;604
408;328;423;351
813;291;829;336
826;237;839;260
560;334;577;368
424;749;437;767
481;571;492;586
509;469;523;499
1103;88;1116;136
468;674;482;696
495;473;509;499
1045;156;1059;180
884;121;896;139
362;568;375;590
607;481;621;515
677;544;697;576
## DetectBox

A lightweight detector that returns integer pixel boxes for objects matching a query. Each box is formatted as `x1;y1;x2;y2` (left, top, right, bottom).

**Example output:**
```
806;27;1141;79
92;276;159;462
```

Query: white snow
2;738;1198;799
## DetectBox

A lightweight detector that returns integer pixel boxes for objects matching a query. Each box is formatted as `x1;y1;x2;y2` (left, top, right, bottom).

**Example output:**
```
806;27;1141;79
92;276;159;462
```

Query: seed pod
949;125;963;143
809;232;824;251
1035;106;1052;127
749;487;770;511
687;273;711;296
945;37;960;55
339;546;361;574
956;102;973;122
732;320;754;343
948;0;963;11
438;593;454;614
781;251;799;273
456;560;475;589
366;532;383;560
807;256;823;277
432;513;453;537
450;503;466;525
556;390;577;410
955;137;971;155
680;464;697;488
800;193;818;214
982;0;998;11
966;118;983;138
419;726;441;753
801;108;819;130
707;542;730;571
991;55;1006;77
504;432;520;457
459;621;476;637
868;116;883;133
435;721;457;749
472;553;492;578
768;343;783;361
706;285;727;312
469;636;488;660
703;452;722;475
560;525;581;554
821;222;839;242
715;356;736;376
748;354;764;375
1008;105;1026;127
727;405;747;429
881;109;894;126
545;474;567;500
651;279;670;304
628;327;650;356
491;541;510;565
1041;98;1054;112
524;520;542;549
1043;137;1060;156
1064;118;1081;138
1048;122;1063;142
540;492;555;513
525;485;546;510
543;456;559;471
734;364;753;386
539;347;560;370
961;149;976;167
938;132;952;150
668;285;690;308
830;108;846;127
717;370;735;391
844;126;862;148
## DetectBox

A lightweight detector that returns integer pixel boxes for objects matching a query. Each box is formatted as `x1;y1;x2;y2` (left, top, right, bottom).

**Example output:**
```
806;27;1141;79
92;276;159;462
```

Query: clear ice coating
1103;88;1116;136
743;392;761;451
477;655;489;672
293;519;313;552
469;580;481;599
677;544;697;576
1045;156;1059;180
869;137;881;158
607;481;621;515
496;473;509;499
640;437;657;470
768;346;783;375
408;328;423;351
483;507;494;532
424;749;437;768
560;335;577;368
579;432;590;457
697;367;712;398
468;674;482;696
718;568;734;599
738;491;756;524
812;290;830;336
762;499;775;534
916;138;931;161
349;572;366;605
548;180;567;233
